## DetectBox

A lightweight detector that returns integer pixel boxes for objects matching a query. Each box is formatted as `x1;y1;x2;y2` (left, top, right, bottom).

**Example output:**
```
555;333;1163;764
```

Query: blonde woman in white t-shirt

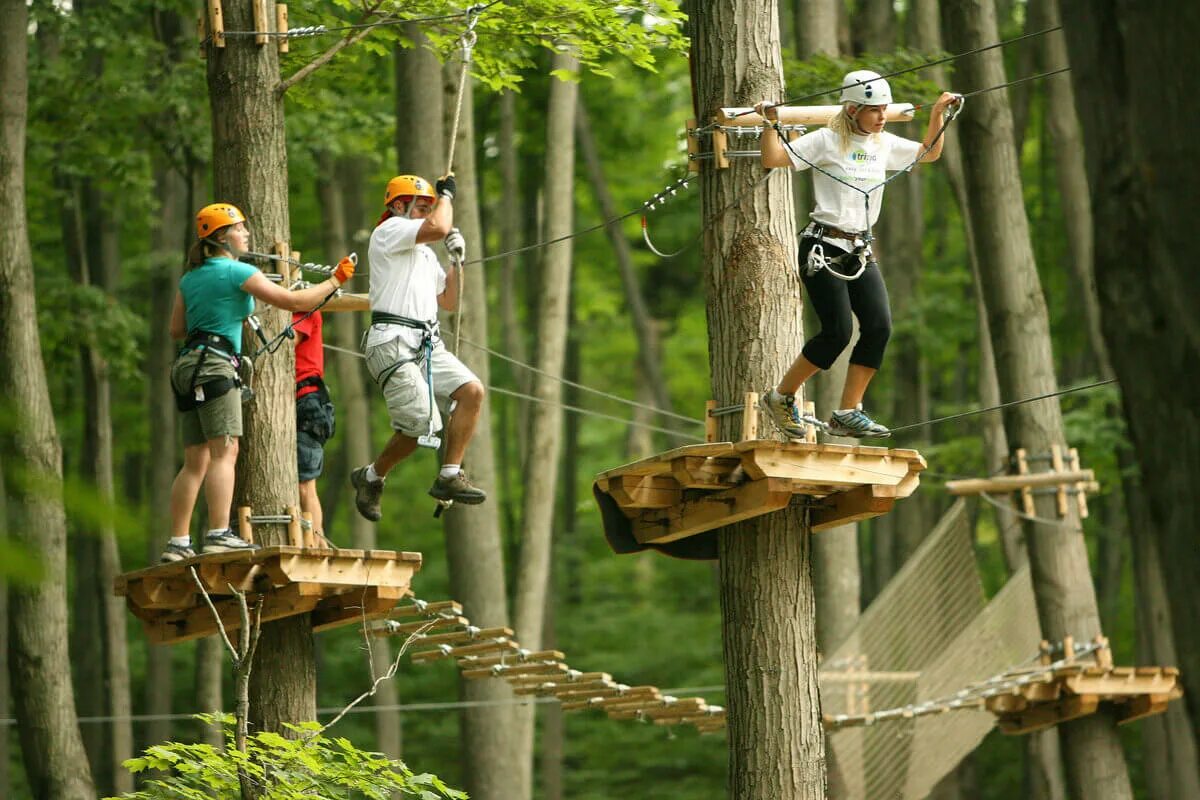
754;71;960;438
349;173;488;522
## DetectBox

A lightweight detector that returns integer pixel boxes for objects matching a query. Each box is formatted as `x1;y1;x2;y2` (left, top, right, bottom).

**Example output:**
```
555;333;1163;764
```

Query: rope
977;489;1082;531
443;9;479;357
321;343;703;441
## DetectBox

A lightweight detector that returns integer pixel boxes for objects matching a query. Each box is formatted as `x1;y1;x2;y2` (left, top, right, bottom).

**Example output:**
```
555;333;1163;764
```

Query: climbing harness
172;331;246;412
366;311;443;450
801;222;875;281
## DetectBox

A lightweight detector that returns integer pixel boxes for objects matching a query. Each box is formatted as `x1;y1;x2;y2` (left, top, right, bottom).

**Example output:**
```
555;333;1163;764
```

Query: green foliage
109;715;466;800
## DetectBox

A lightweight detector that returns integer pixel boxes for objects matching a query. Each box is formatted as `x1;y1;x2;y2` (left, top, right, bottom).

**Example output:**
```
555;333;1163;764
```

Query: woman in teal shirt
161;202;355;563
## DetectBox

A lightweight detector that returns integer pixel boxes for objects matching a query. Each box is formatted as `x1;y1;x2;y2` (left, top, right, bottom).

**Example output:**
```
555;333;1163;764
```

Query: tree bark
792;0;839;55
691;3;825;797
853;0;895;54
1060;0;1200;755
0;460;10;799
434;56;528;800
510;52;580;798
204;0;315;732
0;0;96;793
312;152;402;760
941;2;1133;796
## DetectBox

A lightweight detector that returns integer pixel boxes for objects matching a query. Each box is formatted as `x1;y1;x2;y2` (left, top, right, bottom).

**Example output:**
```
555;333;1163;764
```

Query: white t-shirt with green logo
785;127;922;234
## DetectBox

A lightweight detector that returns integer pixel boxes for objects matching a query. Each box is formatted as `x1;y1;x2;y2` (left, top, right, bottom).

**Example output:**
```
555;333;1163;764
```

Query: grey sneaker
201;529;260;554
351;465;384;521
429;470;487;505
160;541;196;563
828;406;891;438
761;388;825;440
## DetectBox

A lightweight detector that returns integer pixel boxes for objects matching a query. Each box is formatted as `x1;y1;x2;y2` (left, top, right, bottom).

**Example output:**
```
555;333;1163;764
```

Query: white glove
445;228;466;261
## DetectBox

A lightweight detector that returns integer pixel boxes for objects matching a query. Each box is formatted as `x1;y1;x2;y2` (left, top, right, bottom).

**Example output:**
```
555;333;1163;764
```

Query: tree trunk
436;55;527;800
312;152;402;760
205;0;315;732
511;53;580;798
0;1;96;793
576;102;679;440
0;460;10;799
941;2;1133;796
853;0;895;54
691;3;825;797
792;0;839;55
1060;0;1200;755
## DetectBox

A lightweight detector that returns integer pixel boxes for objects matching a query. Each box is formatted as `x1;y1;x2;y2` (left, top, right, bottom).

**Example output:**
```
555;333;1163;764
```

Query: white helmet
840;70;893;106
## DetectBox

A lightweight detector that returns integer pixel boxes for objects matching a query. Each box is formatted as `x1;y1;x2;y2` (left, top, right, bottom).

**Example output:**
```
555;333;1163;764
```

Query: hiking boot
828;406;891;438
429;470;487;505
351;465;384;522
160;540;196;563
201;529;260;554
760;388;825;440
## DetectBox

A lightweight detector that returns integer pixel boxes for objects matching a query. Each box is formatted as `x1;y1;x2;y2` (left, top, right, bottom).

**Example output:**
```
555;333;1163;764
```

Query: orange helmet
195;203;247;239
384;175;436;208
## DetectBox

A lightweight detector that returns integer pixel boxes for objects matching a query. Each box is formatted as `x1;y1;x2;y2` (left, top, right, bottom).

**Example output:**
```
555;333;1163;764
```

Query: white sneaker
202;529;260;554
828;406;891;438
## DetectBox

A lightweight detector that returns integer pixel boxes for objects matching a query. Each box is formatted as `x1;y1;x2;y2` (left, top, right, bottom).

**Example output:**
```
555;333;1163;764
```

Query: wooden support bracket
208;0;226;48
704;399;717;443
740;392;759;442
276;4;289;53
686;119;700;174
811;484;897;532
633;477;794;544
711;124;729;169
607;474;682;510
252;0;269;45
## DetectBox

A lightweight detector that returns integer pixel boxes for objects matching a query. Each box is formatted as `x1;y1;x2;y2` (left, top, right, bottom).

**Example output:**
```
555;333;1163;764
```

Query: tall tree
941;1;1133;796
511;52;580;797
1059;0;1200;751
206;0;315;732
0;0;96;794
439;62;525;800
0;460;10;799
690;2;825;797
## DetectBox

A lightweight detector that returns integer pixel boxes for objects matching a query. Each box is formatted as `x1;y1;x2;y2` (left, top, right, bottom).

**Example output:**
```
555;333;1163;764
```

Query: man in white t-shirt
350;173;487;521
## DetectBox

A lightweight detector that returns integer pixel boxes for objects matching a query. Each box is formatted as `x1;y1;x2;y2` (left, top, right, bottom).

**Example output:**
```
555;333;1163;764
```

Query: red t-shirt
294;311;324;398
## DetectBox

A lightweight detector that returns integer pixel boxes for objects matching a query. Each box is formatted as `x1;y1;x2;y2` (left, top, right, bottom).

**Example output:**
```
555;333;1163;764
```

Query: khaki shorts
171;349;243;447
364;337;480;437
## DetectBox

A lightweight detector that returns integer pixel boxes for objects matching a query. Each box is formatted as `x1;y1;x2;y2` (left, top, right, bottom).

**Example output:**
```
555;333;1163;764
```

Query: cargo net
821;500;1042;799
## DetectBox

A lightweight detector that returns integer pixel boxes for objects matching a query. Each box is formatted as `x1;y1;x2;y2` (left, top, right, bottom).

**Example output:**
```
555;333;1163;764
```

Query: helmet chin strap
202;236;244;259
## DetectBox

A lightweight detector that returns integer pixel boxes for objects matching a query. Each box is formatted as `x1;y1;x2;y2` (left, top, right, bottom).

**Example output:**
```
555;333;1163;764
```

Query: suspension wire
739;24;1063;116
441;326;705;427
888;378;1116;434
977;489;1082;530
0;684;728;727
216;1;504;41
913;66;1071;109
321;343;704;441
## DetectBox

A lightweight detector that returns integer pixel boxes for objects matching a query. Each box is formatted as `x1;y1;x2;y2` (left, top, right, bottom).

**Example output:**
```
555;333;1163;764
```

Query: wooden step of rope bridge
594;395;926;559
373;599;727;734
115;512;422;644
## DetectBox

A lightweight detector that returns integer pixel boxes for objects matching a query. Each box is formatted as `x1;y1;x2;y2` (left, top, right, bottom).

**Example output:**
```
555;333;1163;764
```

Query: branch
276;1;392;96
190;566;240;661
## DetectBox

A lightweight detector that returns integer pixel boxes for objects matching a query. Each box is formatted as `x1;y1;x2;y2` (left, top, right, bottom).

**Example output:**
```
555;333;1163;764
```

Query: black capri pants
799;237;892;371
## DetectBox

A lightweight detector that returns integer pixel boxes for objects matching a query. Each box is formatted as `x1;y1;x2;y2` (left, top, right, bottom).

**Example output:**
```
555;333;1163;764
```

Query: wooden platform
114;546;422;645
986;664;1182;734
594;440;926;559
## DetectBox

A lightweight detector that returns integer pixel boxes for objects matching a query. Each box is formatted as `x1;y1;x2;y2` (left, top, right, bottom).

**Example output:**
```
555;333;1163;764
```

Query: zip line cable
888;378;1117;434
733;24;1064;117
321;342;704;441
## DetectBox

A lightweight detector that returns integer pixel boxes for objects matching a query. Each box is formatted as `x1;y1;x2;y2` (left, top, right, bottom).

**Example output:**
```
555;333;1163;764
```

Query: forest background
1;0;1193;798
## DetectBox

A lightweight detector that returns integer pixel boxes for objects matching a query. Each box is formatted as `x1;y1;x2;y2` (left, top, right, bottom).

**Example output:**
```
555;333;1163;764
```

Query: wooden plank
144;583;320;645
411;638;518;663
384;616;469;635
606;475;682;509
994;694;1099;735
704;399;717;442
945;469;1096;497
687;120;700;174
457;650;564;670
414;626;513;647
739;444;913;487
1116;693;1173;725
461;662;566;680
1015;449;1035;516
125;577;196;611
560;688;661;711
633;478;793;544
1068;447;1090;518
252;0;268;44
1064;671;1178;696
811;484;896;532
275;4;288;53
711;126;729;169
1050;445;1069;517
740;392;759;442
596;442;738;481
268;553;419;589
670;456;741;489
311;586;405;633
207;0;225;47
322;292;370;312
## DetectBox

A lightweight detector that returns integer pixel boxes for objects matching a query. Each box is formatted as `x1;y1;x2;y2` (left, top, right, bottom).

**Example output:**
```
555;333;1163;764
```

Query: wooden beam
704;399;717;442
606;474;682;510
811;484;896;532
275;4;288;53
687;120;700;174
994;694;1099;734
207;0;225;48
740;392;759;442
457;649;564;669
944;469;1096;497
311;586;405;633
670;455;740;489
711;126;729;169
252;0;268;45
321;292;370;312
739;442;916;487
718;103;915;126
1015;448;1035;515
633;477;794;544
